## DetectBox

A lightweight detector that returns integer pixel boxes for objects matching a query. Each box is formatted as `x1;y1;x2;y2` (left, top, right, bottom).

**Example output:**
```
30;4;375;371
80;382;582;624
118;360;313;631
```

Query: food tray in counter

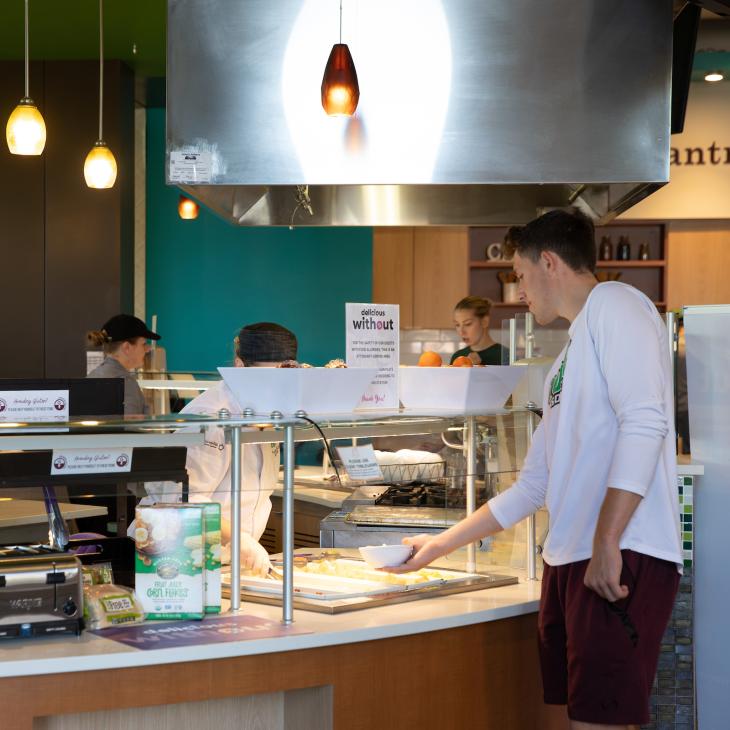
223;555;518;614
345;505;466;527
227;559;449;600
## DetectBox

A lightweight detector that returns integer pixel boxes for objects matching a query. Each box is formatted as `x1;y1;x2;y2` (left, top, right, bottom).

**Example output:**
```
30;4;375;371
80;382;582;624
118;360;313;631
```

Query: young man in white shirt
389;209;682;730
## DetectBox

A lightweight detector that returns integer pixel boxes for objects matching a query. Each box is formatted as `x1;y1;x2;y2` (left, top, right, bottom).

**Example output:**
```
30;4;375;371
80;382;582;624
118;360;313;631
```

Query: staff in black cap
87;314;161;415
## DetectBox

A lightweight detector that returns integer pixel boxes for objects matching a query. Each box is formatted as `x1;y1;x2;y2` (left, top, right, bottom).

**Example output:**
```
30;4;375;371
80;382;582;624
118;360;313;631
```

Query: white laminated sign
336;444;384;482
51;448;133;475
0;390;69;422
169;151;212;183
346;303;399;409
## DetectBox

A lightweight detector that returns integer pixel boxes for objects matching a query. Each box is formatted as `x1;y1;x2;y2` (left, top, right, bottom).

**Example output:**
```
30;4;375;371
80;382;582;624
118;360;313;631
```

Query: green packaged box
135;504;205;620
203;503;222;614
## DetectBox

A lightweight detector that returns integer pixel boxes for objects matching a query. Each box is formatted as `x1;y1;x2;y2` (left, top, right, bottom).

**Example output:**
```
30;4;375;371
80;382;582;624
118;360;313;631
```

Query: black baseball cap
101;314;161;342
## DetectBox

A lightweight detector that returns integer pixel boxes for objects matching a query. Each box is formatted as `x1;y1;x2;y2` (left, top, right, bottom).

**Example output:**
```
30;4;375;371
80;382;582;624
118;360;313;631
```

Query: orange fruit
418;350;442;367
452;356;474;367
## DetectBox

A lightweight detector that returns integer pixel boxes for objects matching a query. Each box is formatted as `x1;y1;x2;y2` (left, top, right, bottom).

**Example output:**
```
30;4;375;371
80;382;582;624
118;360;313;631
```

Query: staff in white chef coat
146;322;298;577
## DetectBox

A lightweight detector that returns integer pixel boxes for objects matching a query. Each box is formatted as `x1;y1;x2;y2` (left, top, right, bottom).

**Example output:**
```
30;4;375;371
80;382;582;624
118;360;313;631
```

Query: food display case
0;404;540;625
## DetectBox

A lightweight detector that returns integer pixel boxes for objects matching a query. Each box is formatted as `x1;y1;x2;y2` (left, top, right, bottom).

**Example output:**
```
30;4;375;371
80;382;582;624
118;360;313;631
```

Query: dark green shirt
450;343;508;366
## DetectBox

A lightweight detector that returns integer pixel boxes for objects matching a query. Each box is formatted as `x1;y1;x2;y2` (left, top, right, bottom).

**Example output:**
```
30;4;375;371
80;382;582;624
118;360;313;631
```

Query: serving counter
0;570;547;730
0;413;700;728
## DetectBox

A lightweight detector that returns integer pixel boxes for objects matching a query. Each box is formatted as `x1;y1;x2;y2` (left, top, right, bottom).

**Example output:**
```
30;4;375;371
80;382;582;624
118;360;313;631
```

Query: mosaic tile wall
678;476;693;568
643;475;695;730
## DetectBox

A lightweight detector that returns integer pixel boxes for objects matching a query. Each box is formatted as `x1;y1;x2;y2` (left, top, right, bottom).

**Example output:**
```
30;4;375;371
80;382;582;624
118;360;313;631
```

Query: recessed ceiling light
704;71;724;82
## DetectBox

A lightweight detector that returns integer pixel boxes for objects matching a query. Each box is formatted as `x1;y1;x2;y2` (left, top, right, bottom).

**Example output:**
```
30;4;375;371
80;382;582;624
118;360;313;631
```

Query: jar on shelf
638;242;650;261
599;236;613;261
616;236;631;261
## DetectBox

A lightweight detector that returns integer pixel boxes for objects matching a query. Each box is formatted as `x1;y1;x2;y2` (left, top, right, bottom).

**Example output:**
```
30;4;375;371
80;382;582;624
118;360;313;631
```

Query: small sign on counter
346;303;399;409
0;389;69;422
336;444;384;482
50;448;133;475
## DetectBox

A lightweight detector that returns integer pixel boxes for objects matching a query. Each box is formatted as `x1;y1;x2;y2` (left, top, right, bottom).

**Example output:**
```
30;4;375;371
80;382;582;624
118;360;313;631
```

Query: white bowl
358;544;412;569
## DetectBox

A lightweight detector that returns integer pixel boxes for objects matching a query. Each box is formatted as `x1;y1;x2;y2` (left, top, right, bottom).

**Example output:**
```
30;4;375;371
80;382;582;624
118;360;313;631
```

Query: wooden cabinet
0;61;134;379
666;224;730;310
373;222;691;329
373;227;468;329
0;62;47;378
469;223;667;328
372;228;414;328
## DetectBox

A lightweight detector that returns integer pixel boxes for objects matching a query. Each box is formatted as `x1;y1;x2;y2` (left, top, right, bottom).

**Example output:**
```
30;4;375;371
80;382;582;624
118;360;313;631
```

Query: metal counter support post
525;412;537;581
282;424;295;624
524;313;537;581
229;425;242;611
465;416;477;573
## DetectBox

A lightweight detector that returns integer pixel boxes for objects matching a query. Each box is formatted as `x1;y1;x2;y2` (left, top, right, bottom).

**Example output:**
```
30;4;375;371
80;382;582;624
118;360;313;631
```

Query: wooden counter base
4;614;550;730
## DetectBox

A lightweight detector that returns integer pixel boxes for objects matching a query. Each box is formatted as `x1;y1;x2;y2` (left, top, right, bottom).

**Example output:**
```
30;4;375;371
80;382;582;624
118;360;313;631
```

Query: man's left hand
584;540;629;602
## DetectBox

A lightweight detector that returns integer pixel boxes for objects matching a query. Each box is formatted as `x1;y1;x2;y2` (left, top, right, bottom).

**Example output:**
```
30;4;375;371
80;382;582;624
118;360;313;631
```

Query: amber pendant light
6;0;46;155
84;0;117;189
178;195;199;220
321;0;359;116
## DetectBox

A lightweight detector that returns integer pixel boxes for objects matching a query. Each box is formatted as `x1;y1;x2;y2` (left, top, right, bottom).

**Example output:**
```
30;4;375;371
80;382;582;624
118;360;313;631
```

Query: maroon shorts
538;550;679;725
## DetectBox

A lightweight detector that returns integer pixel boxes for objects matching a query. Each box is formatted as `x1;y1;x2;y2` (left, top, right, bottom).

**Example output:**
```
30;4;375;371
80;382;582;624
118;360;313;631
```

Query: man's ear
234;357;246;368
541;250;560;276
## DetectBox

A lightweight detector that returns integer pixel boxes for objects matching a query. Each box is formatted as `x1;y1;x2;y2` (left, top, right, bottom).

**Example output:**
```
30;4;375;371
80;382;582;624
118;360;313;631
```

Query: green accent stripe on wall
145;108;372;373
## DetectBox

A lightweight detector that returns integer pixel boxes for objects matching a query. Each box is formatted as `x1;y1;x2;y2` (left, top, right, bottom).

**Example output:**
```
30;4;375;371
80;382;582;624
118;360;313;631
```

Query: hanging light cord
98;0;104;141
339;0;342;44
24;0;29;98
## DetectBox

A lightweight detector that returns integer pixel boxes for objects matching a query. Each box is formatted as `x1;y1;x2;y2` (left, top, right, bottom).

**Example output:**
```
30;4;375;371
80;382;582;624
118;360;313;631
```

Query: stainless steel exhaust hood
167;0;673;226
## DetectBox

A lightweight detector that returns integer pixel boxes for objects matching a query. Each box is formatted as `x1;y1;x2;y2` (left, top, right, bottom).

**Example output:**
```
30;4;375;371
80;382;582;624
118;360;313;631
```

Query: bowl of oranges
398;351;526;411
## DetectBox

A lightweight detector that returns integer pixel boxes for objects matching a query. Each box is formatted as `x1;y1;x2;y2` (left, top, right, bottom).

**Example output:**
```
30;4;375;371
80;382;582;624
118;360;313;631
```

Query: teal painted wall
145;108;373;372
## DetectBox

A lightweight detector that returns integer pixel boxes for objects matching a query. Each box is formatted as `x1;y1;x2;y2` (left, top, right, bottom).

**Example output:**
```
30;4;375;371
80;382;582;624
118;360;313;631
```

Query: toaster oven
0;552;83;639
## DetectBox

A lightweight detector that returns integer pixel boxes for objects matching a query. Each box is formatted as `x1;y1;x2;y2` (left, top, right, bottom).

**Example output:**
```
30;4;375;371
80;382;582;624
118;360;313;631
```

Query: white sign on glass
0;390;69;422
346;303;399;409
335;444;384;482
50;448;134;475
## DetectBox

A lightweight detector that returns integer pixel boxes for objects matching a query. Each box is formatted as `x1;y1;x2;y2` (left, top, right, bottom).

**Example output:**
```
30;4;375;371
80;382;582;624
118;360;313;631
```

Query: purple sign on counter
94;614;311;650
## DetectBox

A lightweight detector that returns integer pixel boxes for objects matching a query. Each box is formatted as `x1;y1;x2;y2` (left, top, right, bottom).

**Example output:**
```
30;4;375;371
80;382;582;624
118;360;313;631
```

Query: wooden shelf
470;261;513;268
471;260;666;269
596;260;666;268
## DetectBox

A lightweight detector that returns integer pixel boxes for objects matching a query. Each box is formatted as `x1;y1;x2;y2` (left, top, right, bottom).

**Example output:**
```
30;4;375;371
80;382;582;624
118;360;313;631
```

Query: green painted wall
145;108;372;372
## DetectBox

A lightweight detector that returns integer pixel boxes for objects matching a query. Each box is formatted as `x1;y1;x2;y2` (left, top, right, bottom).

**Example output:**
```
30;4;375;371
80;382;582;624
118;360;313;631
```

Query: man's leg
563;551;678;727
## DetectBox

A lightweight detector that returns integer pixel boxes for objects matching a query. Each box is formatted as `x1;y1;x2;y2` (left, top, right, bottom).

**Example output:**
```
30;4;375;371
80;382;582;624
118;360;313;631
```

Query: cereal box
134;504;204;620
203;503;222;614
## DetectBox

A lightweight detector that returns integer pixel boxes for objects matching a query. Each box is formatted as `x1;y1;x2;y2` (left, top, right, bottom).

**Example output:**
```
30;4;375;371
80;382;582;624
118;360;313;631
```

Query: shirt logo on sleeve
548;353;568;409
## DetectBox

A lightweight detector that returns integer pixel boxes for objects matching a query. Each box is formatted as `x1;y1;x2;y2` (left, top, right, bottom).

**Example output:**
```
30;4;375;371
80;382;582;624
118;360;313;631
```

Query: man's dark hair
503;209;596;272
234;322;298;365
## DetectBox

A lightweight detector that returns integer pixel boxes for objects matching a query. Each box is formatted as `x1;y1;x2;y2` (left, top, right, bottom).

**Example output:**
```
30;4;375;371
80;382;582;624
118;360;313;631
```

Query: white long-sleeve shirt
488;282;683;568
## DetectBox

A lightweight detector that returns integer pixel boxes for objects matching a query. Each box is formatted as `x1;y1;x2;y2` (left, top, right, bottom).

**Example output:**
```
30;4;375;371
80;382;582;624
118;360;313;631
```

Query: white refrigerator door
684;304;730;729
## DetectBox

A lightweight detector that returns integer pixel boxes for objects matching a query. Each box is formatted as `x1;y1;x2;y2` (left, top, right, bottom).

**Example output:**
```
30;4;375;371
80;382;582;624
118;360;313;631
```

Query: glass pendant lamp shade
7;0;46;155
84;141;117;189
321;43;360;116
86;0;117;189
178;195;199;219
6;98;46;155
